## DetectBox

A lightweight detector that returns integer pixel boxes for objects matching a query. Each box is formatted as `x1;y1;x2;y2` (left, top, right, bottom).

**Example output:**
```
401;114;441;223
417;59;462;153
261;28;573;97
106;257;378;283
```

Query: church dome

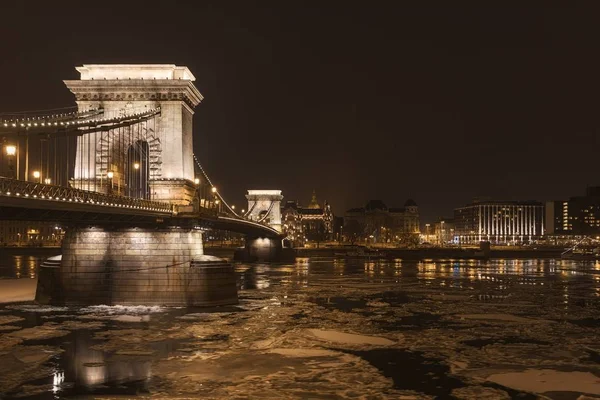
308;190;320;209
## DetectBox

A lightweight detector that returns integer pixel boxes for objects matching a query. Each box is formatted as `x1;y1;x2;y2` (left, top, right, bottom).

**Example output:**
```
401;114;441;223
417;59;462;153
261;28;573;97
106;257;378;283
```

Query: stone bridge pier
233;235;295;263
36;225;238;307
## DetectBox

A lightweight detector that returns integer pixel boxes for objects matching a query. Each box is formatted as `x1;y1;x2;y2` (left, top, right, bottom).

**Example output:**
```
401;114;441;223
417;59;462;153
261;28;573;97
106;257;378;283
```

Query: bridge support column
37;226;238;306
234;236;295;263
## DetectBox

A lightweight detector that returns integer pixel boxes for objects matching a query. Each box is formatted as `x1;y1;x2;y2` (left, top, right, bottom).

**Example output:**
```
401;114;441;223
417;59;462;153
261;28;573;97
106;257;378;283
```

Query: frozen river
1;255;600;398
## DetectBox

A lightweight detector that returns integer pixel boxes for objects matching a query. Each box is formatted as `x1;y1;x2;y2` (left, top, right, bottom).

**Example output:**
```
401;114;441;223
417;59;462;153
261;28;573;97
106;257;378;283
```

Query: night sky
1;2;599;223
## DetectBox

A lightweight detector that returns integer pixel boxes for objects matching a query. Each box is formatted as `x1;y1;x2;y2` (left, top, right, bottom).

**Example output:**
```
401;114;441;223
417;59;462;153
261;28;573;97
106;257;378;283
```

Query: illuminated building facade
0;220;65;247
280;191;334;246
454;200;544;244
546;186;600;236
434;218;455;245
344;199;420;243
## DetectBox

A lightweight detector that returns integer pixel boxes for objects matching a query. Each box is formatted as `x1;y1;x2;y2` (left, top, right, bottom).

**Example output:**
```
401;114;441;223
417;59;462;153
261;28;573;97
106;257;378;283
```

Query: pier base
35;226;238;306
234;236;295;262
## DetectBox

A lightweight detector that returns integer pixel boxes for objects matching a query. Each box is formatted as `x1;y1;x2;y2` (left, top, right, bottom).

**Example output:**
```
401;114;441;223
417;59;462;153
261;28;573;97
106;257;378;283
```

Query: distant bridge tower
246;190;283;232
64;64;203;205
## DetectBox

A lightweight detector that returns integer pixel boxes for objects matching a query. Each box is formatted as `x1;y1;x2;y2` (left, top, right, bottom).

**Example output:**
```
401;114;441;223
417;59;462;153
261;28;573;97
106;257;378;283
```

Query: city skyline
1;3;599;222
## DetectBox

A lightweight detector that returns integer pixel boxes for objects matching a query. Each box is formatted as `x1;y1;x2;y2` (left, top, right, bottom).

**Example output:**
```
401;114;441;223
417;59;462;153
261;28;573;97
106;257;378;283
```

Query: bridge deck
0;178;281;237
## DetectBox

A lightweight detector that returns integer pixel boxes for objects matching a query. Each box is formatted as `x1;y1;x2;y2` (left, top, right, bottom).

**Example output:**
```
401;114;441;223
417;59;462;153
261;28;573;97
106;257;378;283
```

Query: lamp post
33;170;41;183
5;145;17;179
107;171;114;195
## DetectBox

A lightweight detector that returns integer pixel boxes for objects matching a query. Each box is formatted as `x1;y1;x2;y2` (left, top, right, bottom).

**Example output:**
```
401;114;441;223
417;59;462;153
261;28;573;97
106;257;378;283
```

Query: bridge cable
192;154;241;219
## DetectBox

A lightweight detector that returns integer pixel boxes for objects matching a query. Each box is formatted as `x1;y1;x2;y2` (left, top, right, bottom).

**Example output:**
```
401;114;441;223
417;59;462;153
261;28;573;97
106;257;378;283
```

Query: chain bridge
0;65;291;306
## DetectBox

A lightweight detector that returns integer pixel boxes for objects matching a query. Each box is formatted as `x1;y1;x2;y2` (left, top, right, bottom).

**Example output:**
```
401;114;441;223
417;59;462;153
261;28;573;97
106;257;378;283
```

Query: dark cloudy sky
1;2;599;223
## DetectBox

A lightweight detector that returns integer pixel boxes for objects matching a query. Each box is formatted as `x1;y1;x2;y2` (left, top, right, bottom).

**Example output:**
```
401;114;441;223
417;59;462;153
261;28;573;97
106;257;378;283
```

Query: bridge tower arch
64;64;203;205
245;190;283;232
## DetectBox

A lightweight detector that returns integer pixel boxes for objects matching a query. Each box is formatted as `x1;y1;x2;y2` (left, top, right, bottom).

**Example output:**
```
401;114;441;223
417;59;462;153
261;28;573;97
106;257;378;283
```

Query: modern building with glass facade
454;200;544;244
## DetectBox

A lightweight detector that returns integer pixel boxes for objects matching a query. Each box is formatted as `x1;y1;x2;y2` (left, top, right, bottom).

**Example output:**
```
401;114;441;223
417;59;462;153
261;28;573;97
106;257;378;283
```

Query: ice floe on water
0;315;24;325
5;304;69;313
455;313;554;324
79;304;168;315
487;369;600;395
306;329;397;346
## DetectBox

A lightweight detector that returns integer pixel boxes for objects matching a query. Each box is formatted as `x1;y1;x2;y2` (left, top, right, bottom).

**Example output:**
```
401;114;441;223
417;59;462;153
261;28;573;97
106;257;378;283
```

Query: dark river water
1;251;600;399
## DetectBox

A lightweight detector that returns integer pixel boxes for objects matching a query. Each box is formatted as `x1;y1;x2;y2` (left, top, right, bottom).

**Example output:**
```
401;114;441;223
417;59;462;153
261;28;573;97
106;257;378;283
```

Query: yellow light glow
133;162;140;170
107;171;114;179
44;178;51;184
231;205;235;210
5;145;16;156
194;178;200;185
33;171;40;179
211;187;217;193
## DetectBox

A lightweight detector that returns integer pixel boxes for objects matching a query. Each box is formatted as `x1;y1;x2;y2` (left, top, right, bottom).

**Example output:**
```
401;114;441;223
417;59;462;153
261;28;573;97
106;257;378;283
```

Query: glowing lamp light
32;171;40;179
44;178;51;184
241;209;245;213
231;205;235;210
107;171;114;179
5;145;16;156
194;178;200;185
133;162;140;170
211;187;217;193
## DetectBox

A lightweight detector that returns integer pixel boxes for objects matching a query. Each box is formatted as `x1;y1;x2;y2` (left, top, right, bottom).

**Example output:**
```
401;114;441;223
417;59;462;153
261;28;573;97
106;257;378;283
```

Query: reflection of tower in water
61;329;151;394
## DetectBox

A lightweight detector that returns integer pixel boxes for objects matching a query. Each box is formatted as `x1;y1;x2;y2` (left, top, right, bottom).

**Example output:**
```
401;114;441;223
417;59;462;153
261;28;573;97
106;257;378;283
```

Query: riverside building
546;186;600;237
454;199;544;244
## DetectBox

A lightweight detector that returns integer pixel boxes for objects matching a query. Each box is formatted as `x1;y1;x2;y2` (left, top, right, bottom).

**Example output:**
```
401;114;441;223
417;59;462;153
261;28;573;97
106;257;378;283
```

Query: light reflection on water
0;250;60;279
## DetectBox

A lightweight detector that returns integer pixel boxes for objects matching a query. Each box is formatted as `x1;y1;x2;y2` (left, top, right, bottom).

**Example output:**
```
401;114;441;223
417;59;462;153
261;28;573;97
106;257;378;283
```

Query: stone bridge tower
246;190;283;232
64;64;203;205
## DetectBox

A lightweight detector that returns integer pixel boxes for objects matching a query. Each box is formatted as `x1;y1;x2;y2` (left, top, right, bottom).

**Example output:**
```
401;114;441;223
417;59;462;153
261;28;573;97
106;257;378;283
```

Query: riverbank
205;246;565;260
296;246;565;260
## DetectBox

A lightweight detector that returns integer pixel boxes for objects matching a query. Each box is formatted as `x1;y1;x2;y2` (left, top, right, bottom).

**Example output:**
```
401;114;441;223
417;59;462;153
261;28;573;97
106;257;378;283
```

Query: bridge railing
0;177;174;214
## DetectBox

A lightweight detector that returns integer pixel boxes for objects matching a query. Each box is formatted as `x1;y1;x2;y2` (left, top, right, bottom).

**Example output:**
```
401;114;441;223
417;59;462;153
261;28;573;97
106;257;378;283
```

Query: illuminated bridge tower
64;64;203;205
245;190;283;232
36;65;241;307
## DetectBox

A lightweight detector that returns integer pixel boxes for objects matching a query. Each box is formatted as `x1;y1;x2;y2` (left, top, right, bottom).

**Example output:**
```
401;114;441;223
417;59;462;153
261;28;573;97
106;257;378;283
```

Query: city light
107;171;114;179
32;171;40;179
133;162;140;170
231;205;235;210
194;178;200;185
211;187;217;193
5;145;16;156
44;178;51;184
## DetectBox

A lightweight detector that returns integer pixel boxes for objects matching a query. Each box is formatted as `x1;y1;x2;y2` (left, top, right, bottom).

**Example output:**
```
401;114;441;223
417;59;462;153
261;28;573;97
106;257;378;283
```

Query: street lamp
44;178;51;185
33;170;41;183
133;162;140;170
194;177;200;185
107;171;114;195
211;187;217;193
5;145;17;179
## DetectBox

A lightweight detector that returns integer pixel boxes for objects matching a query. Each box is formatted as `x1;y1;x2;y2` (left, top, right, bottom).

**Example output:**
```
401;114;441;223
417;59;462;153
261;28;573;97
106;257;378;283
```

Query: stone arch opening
126;140;150;199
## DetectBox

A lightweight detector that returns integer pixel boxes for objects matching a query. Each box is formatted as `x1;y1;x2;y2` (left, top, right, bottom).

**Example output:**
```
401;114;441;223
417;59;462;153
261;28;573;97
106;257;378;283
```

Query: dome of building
308;190;320;209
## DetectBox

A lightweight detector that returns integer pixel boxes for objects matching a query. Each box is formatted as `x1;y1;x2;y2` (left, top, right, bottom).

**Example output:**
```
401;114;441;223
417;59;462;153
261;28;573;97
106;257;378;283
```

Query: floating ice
487;369;600;395
79;304;167;315
306;329;396;346
5;305;69;313
456;313;553;324
0;315;24;325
